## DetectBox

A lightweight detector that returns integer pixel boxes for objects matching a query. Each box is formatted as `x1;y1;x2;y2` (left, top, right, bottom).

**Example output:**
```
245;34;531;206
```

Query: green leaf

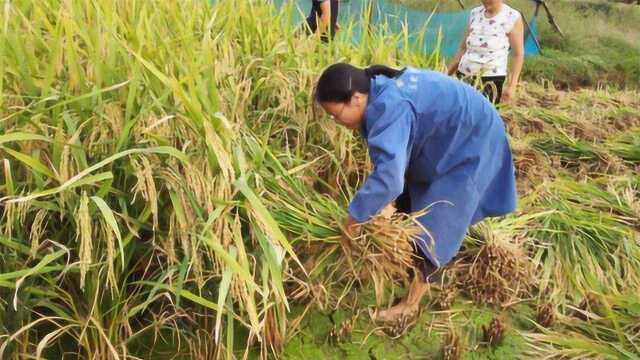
0;132;51;145
90;196;125;269
0;235;32;256
215;246;236;343
235;177;303;274
135;281;249;327
198;233;260;294
1;172;114;203
44;80;130;111
175;255;189;308
4;146;187;203
2;147;57;179
256;229;286;306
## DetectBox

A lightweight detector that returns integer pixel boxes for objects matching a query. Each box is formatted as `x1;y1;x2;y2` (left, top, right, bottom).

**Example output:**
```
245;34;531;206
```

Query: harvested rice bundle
278;205;431;307
511;141;551;189
460;226;533;306
328;316;354;344
344;209;428;280
442;330;464;360
264;165;434;305
536;302;556;328
482;317;506;346
572;293;603;321
433;287;458;310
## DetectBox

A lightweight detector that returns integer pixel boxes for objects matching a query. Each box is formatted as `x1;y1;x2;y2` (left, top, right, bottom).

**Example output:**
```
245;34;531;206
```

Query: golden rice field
1;1;639;359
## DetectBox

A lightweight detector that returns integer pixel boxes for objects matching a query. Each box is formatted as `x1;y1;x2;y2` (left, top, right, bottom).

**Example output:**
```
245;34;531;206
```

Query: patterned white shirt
458;4;521;77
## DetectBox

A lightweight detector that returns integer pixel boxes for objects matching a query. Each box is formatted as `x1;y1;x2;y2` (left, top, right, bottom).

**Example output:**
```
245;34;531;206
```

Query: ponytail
364;64;405;79
314;63;405;103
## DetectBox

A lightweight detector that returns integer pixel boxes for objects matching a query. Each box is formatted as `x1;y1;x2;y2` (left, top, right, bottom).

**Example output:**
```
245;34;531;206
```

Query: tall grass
0;0;444;358
2;0;640;358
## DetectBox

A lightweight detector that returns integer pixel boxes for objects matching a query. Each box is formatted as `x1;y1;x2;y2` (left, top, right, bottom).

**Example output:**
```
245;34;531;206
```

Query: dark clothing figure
457;71;506;104
305;0;339;41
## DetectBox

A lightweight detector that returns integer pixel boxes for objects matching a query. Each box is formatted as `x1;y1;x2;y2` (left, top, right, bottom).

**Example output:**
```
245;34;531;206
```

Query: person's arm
318;1;338;34
447;25;470;76
347;101;413;224
502;17;524;103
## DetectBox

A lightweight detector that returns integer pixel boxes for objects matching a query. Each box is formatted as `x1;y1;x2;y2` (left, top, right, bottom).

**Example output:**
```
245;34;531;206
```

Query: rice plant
1;0;639;358
529;177;640;298
0;0;446;357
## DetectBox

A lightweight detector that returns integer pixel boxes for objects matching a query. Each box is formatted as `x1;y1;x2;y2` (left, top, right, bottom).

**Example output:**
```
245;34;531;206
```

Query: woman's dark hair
314;63;405;103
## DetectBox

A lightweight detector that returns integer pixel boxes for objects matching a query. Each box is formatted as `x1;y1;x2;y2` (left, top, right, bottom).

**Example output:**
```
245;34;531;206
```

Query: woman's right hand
342;214;361;239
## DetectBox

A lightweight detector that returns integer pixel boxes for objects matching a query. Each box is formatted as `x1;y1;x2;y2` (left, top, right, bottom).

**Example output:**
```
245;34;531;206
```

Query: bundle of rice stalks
346;210;427;282
511;141;551;189
328;318;354;344
530;177;640;294
254;142;432;305
536;302;556;328
382;313;418;338
317;209;429;306
263;305;286;355
572;293;603;321
482;317;506;346
605;129;640;163
433;287;458;310
188;329;225;360
524;292;640;358
442;330;464;360
530;133;607;169
462;240;533;306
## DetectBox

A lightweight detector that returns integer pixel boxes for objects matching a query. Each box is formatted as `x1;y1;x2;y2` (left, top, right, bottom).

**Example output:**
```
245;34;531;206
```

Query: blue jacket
348;68;517;267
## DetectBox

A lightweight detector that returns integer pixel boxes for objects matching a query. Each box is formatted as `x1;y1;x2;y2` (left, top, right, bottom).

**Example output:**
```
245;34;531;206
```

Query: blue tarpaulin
274;0;540;57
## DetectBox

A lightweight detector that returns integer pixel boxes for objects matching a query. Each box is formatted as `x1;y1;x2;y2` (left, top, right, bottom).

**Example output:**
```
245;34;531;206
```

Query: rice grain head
29;209;48;254
482;317;506;346
131;155;159;232
60;117;85;183
462;233;533;306
104;102;124;136
536;302;556;328
76;191;93;290
2;200;30;238
443;329;463;360
102;220;118;291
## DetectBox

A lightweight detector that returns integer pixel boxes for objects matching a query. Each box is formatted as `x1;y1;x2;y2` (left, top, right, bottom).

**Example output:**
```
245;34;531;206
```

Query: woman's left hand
343;215;361;239
340;215;362;256
501;85;516;103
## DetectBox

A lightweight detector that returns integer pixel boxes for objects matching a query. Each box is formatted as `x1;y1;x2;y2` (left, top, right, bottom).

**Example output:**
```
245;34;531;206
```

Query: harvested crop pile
536;302;556;328
442;329;463;360
433;287;458;310
344;210;428;284
483;317;506;346
461;240;533;306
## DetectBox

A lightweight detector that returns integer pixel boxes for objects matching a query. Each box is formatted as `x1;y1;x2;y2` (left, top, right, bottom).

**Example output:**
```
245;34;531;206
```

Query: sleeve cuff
347;201;370;224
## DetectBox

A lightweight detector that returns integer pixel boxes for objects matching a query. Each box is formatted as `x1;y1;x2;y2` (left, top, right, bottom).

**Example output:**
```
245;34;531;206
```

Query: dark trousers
457;71;506;104
304;0;339;42
395;188;442;283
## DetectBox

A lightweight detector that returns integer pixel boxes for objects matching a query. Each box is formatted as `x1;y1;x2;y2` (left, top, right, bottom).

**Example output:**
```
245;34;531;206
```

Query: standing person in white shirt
447;0;524;104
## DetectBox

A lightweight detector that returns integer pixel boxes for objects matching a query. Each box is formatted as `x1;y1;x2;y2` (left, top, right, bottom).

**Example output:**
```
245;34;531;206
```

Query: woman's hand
501;84;516;103
340;214;361;256
343;215;361;239
505;17;524;104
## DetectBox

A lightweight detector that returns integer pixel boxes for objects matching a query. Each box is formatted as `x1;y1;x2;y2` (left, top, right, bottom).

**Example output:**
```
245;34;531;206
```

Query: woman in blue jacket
314;63;517;322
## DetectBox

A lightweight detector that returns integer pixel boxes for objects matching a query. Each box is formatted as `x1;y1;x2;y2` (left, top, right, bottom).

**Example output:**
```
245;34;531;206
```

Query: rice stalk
75;191;92;290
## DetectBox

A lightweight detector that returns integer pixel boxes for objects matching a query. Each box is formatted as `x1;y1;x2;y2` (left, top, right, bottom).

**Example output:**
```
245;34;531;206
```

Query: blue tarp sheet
274;0;540;56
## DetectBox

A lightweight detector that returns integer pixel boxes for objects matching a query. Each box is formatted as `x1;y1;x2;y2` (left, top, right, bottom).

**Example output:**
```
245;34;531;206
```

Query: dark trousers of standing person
304;0;339;42
395;185;444;284
456;71;506;105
